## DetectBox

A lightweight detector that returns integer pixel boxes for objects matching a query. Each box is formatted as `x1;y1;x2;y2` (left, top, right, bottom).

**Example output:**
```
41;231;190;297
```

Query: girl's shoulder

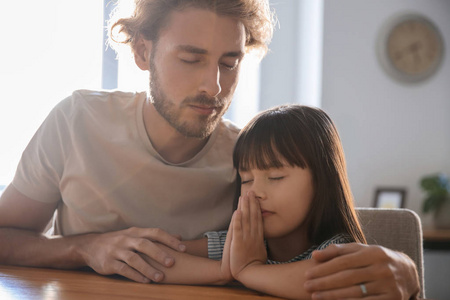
267;233;354;264
315;233;354;251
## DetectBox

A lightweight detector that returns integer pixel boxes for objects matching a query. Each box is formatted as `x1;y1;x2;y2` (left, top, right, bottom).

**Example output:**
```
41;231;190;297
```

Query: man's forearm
0;228;85;269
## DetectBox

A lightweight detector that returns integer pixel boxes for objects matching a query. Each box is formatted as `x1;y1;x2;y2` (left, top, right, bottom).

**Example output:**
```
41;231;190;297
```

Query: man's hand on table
77;227;186;283
304;243;420;300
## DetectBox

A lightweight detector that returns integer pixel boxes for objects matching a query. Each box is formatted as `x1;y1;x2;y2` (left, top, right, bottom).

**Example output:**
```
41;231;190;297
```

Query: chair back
356;208;424;298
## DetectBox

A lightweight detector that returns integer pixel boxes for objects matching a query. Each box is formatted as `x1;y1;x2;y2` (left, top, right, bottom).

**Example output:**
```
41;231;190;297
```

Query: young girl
142;104;366;299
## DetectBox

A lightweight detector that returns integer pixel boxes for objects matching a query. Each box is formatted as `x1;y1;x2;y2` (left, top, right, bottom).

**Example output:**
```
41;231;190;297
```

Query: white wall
260;0;299;109
320;2;450;297
260;0;323;106
321;0;450;226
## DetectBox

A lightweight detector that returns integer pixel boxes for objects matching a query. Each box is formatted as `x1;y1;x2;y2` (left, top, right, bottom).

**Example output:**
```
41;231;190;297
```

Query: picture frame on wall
373;188;406;208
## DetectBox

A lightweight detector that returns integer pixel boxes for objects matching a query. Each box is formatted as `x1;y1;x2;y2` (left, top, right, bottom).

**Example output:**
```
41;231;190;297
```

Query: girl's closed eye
239;169;286;185
241;179;253;184
267;168;288;181
240;176;253;185
239;171;253;185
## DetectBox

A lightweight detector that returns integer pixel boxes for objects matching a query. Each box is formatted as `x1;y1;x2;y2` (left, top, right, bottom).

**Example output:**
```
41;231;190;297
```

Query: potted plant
420;173;450;229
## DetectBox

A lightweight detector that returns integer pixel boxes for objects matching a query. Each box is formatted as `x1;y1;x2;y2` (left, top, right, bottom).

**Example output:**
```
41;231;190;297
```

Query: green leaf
420;173;450;213
421;174;448;192
422;195;446;213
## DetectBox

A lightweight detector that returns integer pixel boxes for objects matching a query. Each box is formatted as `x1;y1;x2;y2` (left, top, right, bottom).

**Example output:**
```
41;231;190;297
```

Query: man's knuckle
385;264;397;279
373;245;390;259
111;235;125;244
152;228;163;236
116;262;129;274
127;226;138;234
369;265;390;281
125;252;140;264
135;238;148;249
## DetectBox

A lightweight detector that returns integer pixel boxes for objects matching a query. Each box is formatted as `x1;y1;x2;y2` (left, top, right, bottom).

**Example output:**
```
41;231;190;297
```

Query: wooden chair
356;208;425;298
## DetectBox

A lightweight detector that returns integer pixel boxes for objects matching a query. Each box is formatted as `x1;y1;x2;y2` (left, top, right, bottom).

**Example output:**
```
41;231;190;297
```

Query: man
0;0;419;298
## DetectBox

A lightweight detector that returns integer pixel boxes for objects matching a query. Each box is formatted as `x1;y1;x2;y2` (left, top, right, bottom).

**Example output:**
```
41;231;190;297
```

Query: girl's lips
261;210;274;217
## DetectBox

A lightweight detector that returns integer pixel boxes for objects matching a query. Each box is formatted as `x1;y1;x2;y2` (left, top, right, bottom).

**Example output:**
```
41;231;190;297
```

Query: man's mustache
183;94;225;107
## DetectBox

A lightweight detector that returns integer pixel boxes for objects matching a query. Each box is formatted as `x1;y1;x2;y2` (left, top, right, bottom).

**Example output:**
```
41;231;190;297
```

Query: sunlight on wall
0;1;104;185
224;54;261;128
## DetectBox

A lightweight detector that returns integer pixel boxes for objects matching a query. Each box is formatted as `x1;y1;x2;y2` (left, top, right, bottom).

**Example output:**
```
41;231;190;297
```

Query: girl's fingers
228;212;236;239
238;193;263;239
232;209;243;238
222;212;235;263
240;195;250;236
254;199;263;239
248;193;259;231
246;192;263;237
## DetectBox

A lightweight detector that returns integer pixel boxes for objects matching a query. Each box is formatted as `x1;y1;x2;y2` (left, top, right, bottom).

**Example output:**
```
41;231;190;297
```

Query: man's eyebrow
176;45;244;58
176;45;207;54
223;51;245;59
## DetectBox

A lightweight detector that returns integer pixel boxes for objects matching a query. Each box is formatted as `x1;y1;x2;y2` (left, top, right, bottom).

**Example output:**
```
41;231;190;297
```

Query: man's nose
198;64;221;97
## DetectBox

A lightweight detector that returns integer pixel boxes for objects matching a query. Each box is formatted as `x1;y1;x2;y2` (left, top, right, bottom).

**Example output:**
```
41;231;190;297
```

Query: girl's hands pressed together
229;192;267;281
219;217;233;282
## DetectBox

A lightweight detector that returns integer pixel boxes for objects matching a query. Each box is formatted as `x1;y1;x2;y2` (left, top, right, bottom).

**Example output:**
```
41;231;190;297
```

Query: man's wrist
63;233;95;268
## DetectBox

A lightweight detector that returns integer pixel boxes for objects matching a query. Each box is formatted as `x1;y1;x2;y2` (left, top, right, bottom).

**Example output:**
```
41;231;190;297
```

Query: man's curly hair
108;0;275;57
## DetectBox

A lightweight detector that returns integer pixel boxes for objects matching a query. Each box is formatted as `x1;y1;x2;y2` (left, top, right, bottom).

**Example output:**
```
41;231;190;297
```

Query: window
0;1;104;186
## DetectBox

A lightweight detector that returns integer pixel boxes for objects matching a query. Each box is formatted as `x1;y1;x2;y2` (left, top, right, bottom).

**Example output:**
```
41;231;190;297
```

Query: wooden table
0;265;282;299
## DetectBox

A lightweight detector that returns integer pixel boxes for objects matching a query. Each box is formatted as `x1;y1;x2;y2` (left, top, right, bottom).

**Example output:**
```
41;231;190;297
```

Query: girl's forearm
145;244;232;285
235;261;317;300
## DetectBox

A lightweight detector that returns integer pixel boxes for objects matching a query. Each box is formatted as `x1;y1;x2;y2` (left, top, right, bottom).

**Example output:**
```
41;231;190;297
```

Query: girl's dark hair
233;104;366;244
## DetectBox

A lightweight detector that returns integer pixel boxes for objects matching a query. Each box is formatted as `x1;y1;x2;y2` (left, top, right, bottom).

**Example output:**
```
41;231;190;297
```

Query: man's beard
149;59;230;139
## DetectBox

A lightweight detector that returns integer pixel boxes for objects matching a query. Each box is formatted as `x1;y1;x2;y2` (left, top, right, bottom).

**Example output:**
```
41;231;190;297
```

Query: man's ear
134;37;152;71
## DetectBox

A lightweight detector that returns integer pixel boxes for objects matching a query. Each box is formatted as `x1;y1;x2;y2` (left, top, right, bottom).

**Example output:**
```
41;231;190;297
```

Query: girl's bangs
237;134;286;171
234;112;308;171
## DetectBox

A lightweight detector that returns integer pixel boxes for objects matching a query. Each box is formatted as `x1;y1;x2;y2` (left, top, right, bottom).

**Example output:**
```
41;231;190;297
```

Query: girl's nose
249;180;266;201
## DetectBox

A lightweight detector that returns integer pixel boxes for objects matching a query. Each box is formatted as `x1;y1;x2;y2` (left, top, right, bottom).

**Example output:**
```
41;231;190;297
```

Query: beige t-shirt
13;90;239;240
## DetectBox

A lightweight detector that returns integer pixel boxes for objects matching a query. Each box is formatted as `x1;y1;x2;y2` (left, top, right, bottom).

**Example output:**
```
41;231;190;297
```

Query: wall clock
377;13;444;83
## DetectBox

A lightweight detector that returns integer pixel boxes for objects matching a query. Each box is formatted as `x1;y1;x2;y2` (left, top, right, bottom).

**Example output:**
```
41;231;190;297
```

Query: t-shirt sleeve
12;97;73;204
315;233;354;251
204;230;228;260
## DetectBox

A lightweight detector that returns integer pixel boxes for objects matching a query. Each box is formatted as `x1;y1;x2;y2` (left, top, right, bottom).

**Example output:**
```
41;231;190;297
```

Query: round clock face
378;14;444;83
